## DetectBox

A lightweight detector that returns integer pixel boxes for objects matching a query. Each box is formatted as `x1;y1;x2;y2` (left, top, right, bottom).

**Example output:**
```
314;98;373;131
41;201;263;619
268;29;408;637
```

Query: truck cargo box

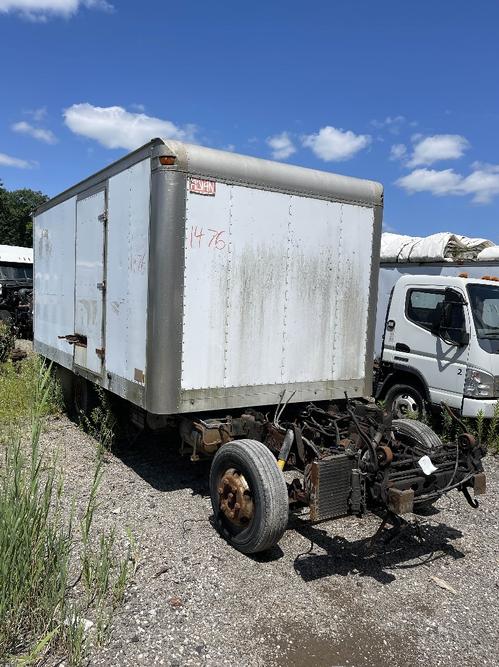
34;139;383;414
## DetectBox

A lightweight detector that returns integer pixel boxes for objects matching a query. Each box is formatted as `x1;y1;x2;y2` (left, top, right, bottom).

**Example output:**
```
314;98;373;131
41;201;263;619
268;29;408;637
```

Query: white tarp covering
477;246;499;261
0;244;33;264
381;232;494;263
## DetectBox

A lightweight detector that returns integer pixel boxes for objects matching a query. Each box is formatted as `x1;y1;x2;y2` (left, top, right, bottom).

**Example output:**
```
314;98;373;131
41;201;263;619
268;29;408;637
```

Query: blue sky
1;0;499;241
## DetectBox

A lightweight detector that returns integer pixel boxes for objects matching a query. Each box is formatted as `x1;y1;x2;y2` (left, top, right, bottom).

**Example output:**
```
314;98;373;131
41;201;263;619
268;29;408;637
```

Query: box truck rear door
74;188;106;375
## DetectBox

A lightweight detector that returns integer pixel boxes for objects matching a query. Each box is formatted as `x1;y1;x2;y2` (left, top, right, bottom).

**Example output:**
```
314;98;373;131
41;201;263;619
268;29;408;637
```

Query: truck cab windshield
0;262;33;282
467;283;499;353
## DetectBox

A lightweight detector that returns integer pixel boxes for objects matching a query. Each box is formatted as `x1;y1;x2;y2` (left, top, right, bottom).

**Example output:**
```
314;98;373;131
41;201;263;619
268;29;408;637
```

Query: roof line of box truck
35;138;384;216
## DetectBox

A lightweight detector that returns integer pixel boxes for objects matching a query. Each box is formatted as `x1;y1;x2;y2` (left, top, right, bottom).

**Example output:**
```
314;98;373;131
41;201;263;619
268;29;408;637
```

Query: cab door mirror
438;289;469;347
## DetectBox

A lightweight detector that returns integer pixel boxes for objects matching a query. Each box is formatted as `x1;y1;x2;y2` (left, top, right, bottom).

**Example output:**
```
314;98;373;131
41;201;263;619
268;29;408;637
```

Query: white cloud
390;143;407;161
0;1;113;20
302;126;371;162
371;115;405;129
0;152;35;168
396;164;499;204
12;120;57;144
460;164;499;204
266;132;296;160
396;168;462;196
25;106;47;121
370;115;408;135
63;103;196;150
408;134;470;167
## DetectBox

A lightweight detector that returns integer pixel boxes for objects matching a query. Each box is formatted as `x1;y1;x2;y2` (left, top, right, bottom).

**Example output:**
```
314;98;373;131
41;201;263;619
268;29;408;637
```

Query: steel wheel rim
217;468;255;528
392;393;419;418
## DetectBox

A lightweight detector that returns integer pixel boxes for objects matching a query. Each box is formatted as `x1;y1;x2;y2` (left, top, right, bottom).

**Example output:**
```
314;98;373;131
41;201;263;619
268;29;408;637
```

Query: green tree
0;181;48;248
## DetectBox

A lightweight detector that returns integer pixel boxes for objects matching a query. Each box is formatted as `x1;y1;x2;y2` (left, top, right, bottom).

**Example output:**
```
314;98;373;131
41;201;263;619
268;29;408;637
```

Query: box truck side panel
180;181;233;391
74;189;106;374
284;197;341;384
223;186;289;388
181;182;375;396
332;203;375;381
34;196;76;368
106;159;150;394
182;183;289;390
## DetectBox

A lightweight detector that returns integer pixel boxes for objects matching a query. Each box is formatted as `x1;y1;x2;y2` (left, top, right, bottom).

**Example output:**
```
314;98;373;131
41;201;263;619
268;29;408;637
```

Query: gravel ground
40;415;499;667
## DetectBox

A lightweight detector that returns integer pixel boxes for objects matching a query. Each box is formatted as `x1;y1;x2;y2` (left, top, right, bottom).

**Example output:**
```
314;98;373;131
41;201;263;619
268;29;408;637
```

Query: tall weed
0;362;68;659
434;402;499;453
0;320;15;363
0;359;133;664
0;356;61;428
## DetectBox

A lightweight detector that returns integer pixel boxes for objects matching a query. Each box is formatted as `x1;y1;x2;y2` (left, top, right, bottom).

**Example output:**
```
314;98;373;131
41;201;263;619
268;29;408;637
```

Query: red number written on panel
188;226;226;250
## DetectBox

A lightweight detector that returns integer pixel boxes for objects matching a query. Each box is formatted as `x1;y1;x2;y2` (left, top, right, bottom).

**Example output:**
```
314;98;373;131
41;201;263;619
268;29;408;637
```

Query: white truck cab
378;274;499;418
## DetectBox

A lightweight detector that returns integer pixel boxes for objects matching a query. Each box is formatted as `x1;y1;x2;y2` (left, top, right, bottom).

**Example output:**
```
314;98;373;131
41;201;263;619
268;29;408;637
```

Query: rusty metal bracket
388;487;414;515
58;333;87;347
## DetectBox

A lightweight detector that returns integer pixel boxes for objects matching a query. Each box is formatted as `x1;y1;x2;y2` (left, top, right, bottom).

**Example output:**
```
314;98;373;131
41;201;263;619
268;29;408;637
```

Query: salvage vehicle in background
33;139;486;554
375;246;499;419
0;243;33;338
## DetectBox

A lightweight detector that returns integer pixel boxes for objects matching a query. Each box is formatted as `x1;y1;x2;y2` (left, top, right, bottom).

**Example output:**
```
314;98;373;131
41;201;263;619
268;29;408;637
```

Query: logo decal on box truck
189;177;216;196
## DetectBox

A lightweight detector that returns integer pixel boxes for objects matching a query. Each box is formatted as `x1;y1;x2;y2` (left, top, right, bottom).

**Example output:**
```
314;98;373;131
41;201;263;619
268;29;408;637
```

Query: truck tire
384;383;425;419
391;419;443;510
391;418;442;452
209;439;289;554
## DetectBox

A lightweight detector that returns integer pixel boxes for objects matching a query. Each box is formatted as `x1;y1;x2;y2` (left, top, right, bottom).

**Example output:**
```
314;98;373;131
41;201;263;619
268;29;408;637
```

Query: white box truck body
34;139;383;415
33;142;486;555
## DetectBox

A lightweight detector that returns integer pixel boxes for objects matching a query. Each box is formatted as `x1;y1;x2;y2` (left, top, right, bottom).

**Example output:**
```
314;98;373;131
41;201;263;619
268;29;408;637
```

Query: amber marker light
159;156;176;165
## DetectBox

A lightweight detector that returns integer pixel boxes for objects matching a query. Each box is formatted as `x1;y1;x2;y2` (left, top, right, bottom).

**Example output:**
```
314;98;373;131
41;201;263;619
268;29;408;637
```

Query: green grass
0;358;135;665
0;355;62;428
0;321;15;363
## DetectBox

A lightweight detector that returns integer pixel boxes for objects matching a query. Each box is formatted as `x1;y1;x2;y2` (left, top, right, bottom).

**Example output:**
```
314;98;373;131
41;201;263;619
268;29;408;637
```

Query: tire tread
209;439;289;554
392;418;442;451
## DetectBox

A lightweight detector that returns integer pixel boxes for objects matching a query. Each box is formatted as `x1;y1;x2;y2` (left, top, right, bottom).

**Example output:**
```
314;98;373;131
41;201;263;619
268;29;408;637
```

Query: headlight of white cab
464;368;496;398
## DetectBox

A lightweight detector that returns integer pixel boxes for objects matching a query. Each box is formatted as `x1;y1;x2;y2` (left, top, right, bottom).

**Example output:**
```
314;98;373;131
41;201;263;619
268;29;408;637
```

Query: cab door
383;283;469;409
74;188;107;375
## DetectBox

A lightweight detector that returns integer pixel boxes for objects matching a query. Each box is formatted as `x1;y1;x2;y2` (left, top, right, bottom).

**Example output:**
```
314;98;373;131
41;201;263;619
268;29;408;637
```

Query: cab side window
406;289;445;332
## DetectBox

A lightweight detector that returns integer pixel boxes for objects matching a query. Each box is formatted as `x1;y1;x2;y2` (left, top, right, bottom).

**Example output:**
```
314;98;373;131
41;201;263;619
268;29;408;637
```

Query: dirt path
42;416;499;667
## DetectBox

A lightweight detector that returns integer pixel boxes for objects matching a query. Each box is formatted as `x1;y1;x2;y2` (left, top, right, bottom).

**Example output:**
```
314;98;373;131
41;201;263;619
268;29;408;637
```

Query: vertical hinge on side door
95;348;105;360
98;212;108;224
